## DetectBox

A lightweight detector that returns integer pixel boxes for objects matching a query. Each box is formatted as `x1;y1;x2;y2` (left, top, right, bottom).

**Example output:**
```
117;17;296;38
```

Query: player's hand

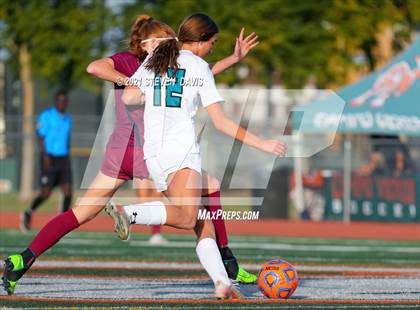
122;86;144;105
259;139;287;157
233;28;259;62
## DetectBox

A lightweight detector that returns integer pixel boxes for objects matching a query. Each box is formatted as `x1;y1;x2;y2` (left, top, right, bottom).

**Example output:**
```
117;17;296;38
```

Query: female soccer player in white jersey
120;13;287;298
91;15;259;283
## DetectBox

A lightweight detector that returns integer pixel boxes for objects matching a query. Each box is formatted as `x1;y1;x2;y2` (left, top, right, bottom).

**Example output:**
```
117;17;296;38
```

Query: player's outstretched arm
210;28;259;76
206;103;287;156
86;57;128;84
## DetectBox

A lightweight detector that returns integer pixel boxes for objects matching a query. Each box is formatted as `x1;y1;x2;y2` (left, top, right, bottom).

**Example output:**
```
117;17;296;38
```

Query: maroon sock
151;225;161;235
204;191;228;247
28;209;80;257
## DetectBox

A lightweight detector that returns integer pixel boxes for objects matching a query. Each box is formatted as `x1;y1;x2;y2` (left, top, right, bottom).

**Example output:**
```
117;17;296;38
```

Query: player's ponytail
130;16;178;75
129;14;153;60
144;38;179;76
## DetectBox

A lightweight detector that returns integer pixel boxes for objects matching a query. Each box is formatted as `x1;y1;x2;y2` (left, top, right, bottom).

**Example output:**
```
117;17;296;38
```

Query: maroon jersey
107;51;144;148
100;51;148;180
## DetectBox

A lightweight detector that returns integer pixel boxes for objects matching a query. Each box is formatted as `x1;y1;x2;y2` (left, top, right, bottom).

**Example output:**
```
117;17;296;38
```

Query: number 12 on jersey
153;68;186;108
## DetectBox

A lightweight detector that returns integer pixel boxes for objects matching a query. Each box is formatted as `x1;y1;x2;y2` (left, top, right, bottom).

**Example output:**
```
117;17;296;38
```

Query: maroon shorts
100;145;148;180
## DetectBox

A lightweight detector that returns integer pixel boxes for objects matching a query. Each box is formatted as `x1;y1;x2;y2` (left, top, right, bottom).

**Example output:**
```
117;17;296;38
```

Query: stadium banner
294;36;420;137
323;173;420;222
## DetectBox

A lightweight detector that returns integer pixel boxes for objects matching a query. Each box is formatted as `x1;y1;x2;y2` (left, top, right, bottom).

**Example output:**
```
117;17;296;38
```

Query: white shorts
146;153;202;192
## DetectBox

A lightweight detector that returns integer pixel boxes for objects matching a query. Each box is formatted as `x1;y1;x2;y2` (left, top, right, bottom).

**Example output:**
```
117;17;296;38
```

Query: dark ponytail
145;38;179;75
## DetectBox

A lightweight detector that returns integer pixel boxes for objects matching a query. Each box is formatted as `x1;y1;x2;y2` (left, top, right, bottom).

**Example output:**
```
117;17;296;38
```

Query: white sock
196;238;230;286
123;201;167;225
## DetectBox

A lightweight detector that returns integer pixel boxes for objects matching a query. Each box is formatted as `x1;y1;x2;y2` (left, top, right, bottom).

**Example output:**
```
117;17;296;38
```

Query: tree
324;0;407;85
120;0;417;88
0;0;108;200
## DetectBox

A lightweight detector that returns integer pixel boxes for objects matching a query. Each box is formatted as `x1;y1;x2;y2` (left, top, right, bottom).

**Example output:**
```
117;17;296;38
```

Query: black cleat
2;255;24;295
220;246;257;284
2;249;36;295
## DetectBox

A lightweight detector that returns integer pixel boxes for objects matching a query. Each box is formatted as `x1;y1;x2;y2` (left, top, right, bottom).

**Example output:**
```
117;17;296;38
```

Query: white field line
12;259;420;273
11;276;420;301
56;238;420;254
2;247;417;265
10;306;420;309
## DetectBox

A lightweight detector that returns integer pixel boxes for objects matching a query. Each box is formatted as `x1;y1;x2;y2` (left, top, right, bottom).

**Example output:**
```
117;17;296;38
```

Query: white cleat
104;201;131;241
214;281;245;299
148;233;169;245
214;280;232;299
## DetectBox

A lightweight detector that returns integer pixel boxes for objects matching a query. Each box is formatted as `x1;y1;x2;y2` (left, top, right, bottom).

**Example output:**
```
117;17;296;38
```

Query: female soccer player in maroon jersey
87;15;258;283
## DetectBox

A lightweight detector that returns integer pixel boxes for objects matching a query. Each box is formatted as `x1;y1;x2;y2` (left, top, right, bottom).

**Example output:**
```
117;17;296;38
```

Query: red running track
0;212;419;241
0;212;420;241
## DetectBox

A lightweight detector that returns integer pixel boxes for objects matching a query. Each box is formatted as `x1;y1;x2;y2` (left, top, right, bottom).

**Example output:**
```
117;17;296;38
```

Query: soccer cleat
20;210;32;232
235;266;257;284
221;246;257;284
104;201;131;241
2;254;26;295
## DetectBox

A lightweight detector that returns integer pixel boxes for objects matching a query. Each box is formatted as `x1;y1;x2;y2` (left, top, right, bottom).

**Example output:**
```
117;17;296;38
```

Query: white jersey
131;50;224;160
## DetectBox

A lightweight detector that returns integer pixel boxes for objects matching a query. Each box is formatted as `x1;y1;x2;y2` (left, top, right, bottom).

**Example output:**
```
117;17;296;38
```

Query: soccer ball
257;259;298;299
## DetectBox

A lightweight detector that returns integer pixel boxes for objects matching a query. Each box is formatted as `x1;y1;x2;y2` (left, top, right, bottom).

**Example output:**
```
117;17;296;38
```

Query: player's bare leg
162;168;202;228
3;172;126;295
73;172;125;225
108;169;202;232
107;168;233;297
108;170;257;283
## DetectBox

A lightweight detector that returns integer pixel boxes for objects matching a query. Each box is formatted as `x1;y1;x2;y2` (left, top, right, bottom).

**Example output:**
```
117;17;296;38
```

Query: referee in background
21;90;73;232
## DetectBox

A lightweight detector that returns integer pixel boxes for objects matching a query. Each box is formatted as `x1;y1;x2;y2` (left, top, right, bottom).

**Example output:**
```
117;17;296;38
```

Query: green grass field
0;229;419;308
3;191;418;309
1;230;419;265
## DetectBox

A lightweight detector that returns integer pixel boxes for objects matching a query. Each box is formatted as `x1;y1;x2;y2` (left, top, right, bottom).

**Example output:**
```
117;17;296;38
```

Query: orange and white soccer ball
257;259;298;299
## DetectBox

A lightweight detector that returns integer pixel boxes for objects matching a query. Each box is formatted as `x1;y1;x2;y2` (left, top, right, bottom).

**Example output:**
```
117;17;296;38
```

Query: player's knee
182;216;197;230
